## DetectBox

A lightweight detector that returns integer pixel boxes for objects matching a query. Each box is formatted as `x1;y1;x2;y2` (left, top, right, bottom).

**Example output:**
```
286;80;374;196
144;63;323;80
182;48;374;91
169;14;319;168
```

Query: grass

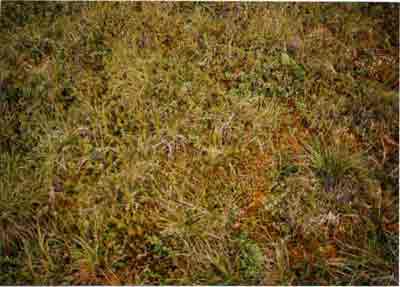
0;2;398;285
304;137;367;194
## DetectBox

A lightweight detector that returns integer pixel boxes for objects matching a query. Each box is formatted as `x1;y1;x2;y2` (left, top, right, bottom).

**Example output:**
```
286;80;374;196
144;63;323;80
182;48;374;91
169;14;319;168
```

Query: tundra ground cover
0;2;398;285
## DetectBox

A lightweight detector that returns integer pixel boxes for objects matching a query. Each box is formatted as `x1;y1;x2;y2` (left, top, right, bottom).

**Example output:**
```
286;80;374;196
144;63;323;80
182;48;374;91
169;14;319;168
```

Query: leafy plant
235;233;265;284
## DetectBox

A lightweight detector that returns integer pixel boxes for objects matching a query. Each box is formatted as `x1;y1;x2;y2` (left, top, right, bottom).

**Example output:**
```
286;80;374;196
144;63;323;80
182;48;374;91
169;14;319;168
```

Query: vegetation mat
0;2;398;285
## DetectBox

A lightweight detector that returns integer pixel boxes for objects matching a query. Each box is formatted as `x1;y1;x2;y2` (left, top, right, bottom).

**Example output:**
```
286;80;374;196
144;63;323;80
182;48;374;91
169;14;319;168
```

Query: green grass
0;2;398;285
304;137;367;193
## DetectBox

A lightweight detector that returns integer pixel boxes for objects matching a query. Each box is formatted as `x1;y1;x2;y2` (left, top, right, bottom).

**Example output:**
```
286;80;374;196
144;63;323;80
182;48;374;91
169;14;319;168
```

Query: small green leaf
281;52;293;66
